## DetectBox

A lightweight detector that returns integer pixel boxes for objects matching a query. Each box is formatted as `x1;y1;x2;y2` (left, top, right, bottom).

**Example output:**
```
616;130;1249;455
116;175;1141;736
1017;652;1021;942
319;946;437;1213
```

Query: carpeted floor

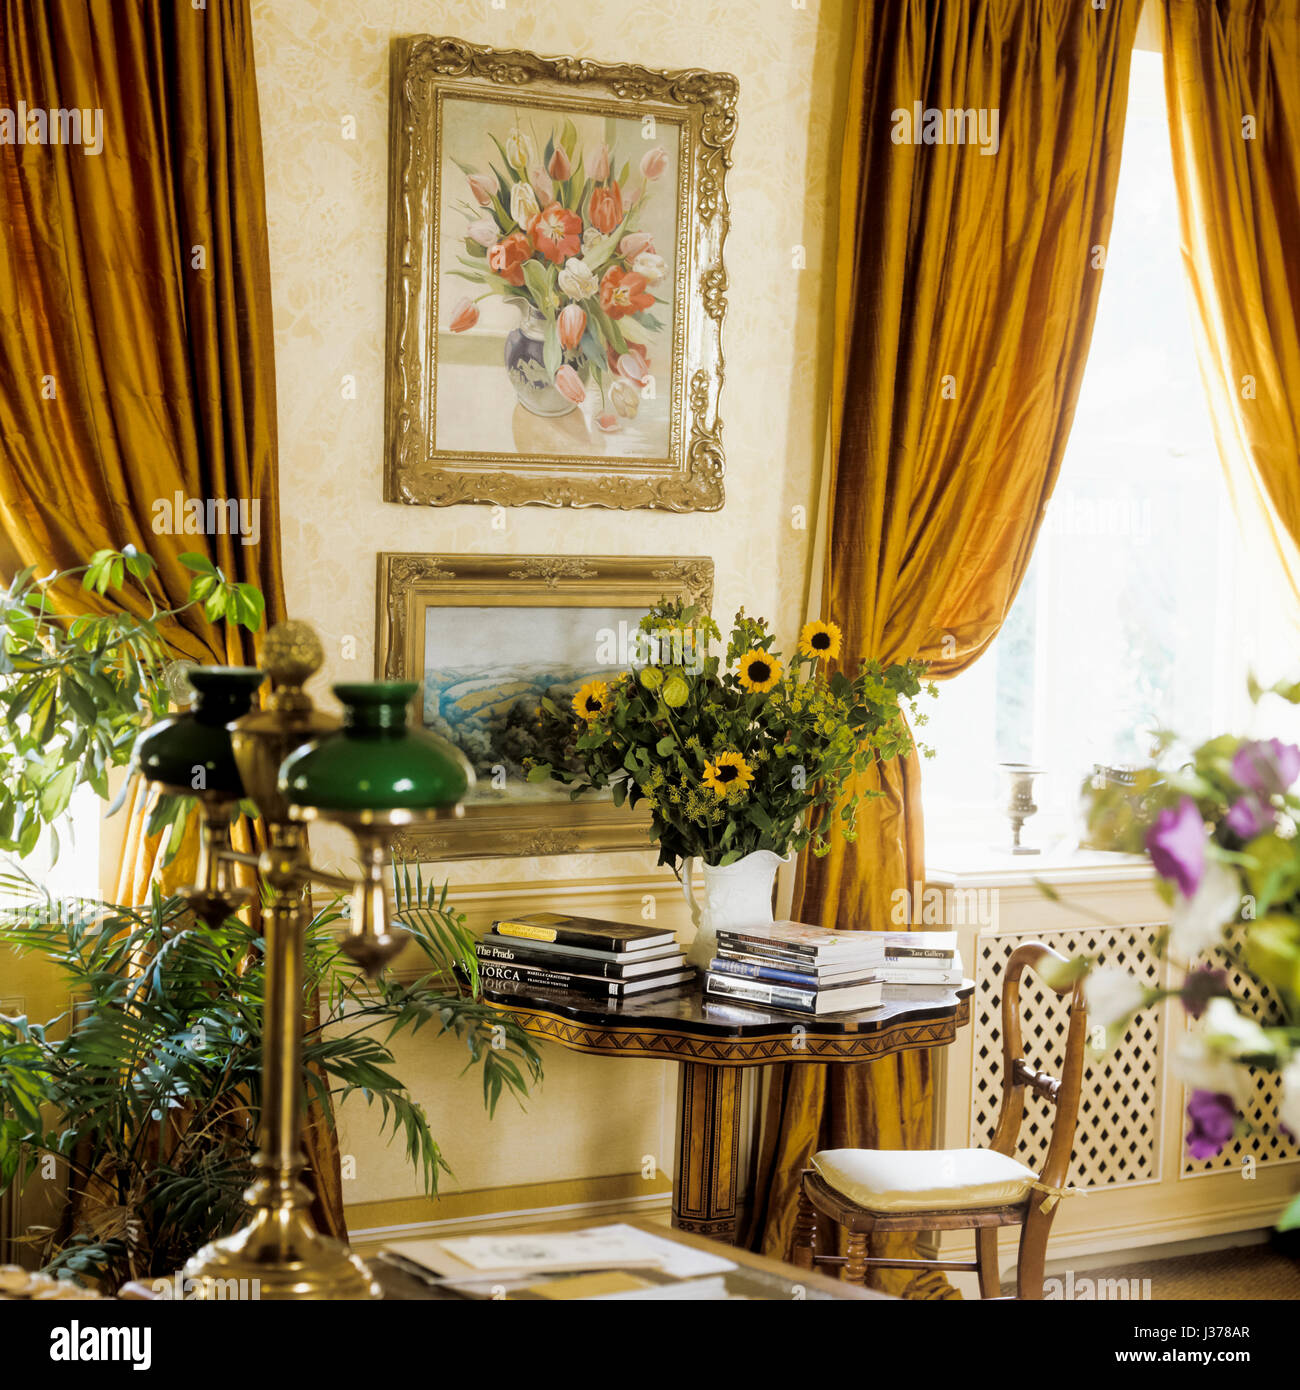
1007;1244;1300;1300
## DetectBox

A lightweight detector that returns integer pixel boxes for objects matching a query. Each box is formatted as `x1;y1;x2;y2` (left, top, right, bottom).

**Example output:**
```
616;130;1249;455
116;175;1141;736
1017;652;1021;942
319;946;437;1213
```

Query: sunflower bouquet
526;599;932;870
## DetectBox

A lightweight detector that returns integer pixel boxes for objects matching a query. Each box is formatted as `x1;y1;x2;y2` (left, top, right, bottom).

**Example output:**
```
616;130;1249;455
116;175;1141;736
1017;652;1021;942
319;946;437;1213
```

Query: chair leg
976;1228;1000;1299
841;1231;869;1286
1015;1206;1053;1300
792;1182;816;1272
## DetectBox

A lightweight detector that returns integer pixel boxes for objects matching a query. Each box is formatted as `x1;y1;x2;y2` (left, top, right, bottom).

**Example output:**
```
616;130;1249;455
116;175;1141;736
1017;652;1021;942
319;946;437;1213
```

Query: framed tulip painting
384;36;736;511
376;552;714;859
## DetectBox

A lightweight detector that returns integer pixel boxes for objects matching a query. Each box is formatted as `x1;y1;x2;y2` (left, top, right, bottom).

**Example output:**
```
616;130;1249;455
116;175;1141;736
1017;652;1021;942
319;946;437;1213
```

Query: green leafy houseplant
0;868;542;1288
0;546;264;861
527;599;933;869
0;544;544;1286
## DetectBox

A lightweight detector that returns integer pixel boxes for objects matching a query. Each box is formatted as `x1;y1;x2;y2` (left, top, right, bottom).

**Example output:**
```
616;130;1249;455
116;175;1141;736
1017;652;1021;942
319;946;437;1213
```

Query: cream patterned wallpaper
251;0;848;1211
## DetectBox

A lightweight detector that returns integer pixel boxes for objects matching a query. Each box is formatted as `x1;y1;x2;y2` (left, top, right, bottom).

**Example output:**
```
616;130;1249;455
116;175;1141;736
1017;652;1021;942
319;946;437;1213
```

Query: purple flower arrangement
1073;700;1300;1230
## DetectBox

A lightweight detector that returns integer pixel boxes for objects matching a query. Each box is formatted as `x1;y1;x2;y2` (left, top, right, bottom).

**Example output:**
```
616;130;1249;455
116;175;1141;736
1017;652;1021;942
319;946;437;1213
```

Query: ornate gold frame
376;553;714;858
384;35;736;511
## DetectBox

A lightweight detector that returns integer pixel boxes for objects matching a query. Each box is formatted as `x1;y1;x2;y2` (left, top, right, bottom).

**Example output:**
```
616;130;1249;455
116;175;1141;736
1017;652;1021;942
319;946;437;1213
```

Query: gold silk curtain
0;0;346;1240
746;0;1140;1293
1161;0;1300;610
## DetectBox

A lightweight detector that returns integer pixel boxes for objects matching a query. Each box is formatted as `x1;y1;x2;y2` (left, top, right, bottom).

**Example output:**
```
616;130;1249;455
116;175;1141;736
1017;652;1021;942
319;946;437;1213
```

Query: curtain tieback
1027;1179;1085;1214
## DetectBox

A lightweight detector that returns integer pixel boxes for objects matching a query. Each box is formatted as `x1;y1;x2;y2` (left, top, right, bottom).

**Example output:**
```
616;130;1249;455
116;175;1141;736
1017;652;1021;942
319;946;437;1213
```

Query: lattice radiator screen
970;927;1162;1188
1181;944;1300;1176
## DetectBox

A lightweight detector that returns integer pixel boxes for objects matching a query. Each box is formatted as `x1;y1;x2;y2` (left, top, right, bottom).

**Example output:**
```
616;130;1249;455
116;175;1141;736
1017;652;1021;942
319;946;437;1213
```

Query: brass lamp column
132;621;471;1299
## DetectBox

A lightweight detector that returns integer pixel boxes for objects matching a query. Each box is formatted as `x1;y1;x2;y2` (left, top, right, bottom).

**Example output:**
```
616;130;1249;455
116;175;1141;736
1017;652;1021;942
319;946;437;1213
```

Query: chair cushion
811;1147;1037;1213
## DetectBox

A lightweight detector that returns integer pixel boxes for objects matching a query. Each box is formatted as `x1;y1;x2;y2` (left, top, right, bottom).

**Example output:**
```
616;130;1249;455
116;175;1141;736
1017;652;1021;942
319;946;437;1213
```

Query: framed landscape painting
376;553;714;859
384;36;736;511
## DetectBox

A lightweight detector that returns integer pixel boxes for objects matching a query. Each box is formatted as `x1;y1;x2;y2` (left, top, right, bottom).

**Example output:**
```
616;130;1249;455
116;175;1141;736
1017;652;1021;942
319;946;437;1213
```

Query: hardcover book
481;959;695;998
707;955;878;990
714;920;884;962
491;912;676;954
479;935;682;966
704;972;883;1016
713;947;872;981
476;940;687;980
876;955;964;986
881;931;958;962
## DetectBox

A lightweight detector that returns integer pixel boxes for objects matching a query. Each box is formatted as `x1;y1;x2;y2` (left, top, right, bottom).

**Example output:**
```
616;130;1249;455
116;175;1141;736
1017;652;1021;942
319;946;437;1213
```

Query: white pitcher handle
680;856;702;929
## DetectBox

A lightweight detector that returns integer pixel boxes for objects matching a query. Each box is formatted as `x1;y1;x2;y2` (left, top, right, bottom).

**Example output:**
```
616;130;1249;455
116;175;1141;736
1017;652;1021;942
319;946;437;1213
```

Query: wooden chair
792;941;1087;1299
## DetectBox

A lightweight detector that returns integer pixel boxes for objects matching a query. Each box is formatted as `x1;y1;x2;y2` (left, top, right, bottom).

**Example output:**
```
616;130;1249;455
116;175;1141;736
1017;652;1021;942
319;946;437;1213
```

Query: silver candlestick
998;762;1043;855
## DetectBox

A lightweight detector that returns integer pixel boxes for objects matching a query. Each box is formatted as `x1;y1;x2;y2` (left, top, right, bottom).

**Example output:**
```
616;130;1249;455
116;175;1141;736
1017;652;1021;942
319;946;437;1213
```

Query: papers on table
383;1222;737;1288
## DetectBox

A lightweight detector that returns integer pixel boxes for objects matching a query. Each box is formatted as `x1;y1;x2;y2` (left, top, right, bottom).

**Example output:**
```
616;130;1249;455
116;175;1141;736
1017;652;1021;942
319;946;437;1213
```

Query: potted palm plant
0;869;541;1288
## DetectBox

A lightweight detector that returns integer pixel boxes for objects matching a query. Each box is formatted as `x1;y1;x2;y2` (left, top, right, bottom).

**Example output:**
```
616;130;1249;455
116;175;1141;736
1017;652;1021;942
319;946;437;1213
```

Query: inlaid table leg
672;1061;743;1242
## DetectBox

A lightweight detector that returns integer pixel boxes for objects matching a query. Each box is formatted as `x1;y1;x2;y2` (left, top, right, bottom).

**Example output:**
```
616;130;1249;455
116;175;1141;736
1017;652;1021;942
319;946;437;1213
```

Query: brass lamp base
182;1208;380;1301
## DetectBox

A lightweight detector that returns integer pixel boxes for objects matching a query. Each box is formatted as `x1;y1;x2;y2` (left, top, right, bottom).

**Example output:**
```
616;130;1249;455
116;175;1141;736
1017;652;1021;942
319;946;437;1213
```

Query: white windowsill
925;837;1153;890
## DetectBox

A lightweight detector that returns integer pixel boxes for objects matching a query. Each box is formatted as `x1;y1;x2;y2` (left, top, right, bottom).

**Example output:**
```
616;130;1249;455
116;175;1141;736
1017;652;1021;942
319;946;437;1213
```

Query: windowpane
923;50;1276;849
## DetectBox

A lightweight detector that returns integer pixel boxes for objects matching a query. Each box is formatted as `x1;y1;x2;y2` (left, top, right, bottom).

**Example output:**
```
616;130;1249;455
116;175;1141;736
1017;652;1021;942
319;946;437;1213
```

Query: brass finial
260;620;324;712
262;620;323;685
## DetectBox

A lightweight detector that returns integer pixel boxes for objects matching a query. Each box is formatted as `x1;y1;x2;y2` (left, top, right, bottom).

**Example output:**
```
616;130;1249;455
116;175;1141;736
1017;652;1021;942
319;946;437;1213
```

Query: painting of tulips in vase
440;99;678;456
385;37;736;511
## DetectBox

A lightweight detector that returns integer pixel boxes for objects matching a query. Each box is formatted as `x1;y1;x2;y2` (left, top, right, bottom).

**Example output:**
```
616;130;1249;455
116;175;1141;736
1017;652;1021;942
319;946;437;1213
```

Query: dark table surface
481;975;975;1038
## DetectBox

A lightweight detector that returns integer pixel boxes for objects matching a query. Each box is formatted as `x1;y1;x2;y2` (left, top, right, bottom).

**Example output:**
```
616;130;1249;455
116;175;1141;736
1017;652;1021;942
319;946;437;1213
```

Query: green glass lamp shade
277;682;472;815
133;667;266;798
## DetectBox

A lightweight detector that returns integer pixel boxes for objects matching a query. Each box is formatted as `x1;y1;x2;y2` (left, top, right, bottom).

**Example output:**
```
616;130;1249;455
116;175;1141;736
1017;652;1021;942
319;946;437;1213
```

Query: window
923;50;1298;855
0;784;102;907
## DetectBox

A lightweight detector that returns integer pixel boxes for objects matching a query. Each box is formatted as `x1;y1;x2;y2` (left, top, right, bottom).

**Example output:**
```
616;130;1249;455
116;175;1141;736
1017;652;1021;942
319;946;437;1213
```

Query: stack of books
477;912;695;1000
878;931;964;997
705;921;885;1017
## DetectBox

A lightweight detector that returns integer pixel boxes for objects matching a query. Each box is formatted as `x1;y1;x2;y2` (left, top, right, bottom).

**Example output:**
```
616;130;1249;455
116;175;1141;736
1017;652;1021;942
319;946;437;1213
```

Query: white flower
1278;1056;1300;1137
1202;998;1273;1059
581;225;606;255
610;378;640;419
504;127;533;172
509;180;540;229
1173;1030;1251;1104
1084;966;1145;1028
467;219;499;247
631;251;666;285
1168;857;1240;960
556;257;598;300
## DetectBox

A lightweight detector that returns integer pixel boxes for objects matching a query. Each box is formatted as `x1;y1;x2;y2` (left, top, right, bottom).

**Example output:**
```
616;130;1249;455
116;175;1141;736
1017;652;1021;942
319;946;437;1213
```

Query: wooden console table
483;979;973;1243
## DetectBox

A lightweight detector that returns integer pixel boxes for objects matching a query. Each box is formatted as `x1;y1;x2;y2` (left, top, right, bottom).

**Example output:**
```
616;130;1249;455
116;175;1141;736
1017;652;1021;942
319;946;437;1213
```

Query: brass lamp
131;621;472;1299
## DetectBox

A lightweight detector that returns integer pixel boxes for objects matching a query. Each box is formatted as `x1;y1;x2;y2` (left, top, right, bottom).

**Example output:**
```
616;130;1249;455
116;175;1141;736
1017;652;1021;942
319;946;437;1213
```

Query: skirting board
925;1196;1287;1269
346;1167;670;1256
348;1185;673;1255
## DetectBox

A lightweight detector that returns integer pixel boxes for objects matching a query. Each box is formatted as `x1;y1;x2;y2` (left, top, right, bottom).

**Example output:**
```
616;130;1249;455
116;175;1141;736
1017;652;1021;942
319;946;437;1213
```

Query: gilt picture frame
384;35;735;511
377;553;714;859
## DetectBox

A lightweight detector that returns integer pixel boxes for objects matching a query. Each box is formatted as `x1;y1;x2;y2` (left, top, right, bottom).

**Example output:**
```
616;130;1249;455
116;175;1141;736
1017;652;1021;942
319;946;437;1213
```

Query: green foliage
526;599;933;870
0;869;542;1288
0;546;264;862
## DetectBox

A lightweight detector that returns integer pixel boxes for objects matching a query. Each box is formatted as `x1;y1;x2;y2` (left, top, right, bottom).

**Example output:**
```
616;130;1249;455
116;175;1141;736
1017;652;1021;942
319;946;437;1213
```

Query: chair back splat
991;941;1089;1197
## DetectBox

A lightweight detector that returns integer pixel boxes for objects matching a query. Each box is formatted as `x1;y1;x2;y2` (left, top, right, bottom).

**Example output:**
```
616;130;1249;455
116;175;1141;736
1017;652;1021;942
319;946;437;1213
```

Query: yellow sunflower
798;619;842;661
702;751;754;797
572;679;609;722
736;649;782;693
